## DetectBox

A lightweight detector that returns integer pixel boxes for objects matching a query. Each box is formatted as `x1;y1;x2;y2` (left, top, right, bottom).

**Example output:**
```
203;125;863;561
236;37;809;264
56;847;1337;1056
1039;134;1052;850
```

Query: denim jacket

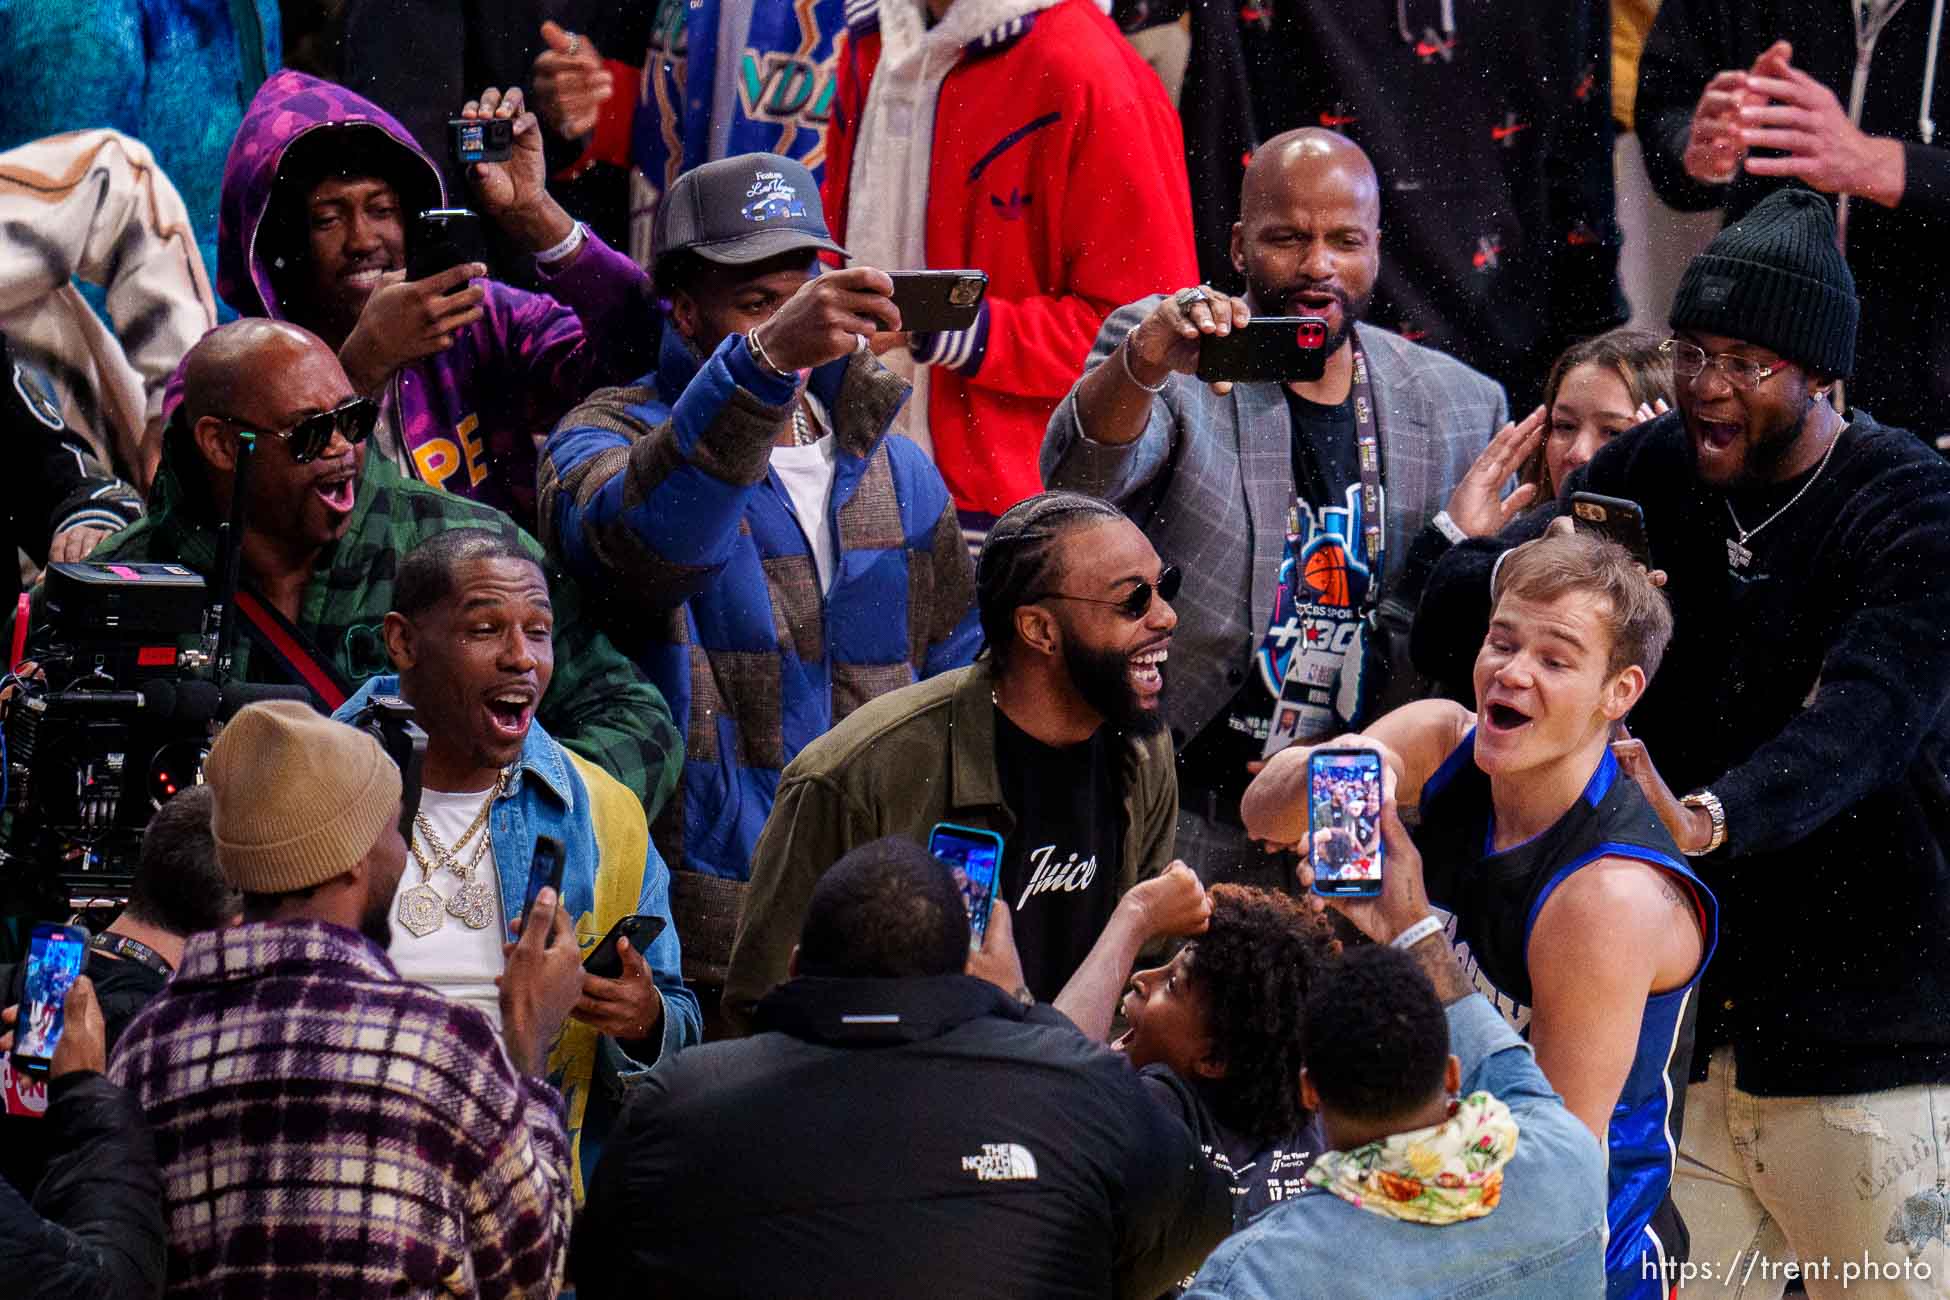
337;676;701;1198
1184;996;1608;1300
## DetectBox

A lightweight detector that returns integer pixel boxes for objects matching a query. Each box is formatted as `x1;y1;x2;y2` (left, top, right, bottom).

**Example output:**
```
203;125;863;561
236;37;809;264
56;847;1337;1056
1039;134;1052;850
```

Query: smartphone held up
11;922;88;1076
407;209;488;285
1196;315;1331;384
884;270;988;334
1307;749;1385;899
929;822;1004;949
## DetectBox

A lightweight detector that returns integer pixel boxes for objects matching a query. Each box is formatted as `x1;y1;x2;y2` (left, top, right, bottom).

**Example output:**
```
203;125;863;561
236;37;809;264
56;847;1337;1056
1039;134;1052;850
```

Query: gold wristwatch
1680;790;1726;857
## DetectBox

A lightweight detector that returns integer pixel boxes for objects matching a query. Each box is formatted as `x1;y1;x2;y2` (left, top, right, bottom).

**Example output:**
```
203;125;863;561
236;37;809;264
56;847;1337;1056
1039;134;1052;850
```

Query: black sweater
1412;411;1950;1096
1637;0;1950;441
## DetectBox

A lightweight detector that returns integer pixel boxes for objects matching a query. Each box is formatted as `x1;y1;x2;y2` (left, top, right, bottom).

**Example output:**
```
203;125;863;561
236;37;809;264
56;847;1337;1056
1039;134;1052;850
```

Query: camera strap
92;932;172;978
233;589;352;711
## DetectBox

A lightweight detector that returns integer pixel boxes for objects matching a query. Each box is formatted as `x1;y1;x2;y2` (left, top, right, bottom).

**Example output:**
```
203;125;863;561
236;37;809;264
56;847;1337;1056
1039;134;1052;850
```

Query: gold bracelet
1680;790;1727;856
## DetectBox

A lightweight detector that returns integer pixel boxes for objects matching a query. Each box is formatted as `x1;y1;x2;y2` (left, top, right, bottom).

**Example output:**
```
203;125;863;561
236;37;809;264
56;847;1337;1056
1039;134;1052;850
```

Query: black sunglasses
223;396;379;464
1032;564;1182;619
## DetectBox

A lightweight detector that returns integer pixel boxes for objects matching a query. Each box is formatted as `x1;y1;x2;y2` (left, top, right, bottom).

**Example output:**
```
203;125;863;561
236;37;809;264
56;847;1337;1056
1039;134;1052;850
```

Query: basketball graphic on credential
1303;544;1352;607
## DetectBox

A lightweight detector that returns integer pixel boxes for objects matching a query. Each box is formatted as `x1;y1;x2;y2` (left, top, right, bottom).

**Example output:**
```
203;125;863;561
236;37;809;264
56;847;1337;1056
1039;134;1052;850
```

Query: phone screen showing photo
929;825;1004;946
1308;750;1385;896
14;925;86;1072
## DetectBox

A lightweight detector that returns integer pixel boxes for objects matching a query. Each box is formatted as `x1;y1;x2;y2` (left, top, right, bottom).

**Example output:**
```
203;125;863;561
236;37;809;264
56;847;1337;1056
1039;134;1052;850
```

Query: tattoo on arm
1407;933;1474;1006
1656;871;1693;916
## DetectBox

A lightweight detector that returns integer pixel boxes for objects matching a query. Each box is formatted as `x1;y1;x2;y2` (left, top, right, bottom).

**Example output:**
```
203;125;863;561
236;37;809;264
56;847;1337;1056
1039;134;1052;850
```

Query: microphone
217;682;313;717
44;679;314;723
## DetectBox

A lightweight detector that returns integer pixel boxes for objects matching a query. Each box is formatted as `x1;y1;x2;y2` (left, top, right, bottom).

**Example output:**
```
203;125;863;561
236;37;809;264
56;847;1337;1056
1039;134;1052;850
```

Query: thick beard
1738;389;1819;486
358;891;394;950
358;857;399;950
1063;636;1166;736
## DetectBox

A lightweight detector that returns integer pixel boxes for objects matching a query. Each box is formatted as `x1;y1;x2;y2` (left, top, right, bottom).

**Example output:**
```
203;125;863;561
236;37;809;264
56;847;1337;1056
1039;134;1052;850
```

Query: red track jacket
824;0;1198;517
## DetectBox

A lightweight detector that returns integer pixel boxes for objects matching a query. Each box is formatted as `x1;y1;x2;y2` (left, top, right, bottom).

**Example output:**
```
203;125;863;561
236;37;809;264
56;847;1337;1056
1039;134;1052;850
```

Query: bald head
1241;129;1380;226
178;317;366;561
181;319;343;432
1230;129;1382;348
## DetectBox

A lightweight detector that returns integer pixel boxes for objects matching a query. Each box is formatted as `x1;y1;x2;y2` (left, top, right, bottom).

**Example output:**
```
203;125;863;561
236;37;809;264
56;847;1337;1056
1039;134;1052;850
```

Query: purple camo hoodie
206;70;653;530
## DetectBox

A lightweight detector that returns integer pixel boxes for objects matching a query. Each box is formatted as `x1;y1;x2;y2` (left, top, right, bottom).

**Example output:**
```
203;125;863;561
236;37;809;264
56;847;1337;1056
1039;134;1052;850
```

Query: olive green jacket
724;659;1178;1031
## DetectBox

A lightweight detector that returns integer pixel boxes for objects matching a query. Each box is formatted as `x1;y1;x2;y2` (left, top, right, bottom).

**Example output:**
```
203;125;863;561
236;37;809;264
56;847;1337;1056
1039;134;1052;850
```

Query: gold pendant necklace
396;768;512;937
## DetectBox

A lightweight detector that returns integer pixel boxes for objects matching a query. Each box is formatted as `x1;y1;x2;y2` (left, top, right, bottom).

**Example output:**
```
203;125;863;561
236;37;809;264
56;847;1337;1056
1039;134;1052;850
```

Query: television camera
0;433;424;915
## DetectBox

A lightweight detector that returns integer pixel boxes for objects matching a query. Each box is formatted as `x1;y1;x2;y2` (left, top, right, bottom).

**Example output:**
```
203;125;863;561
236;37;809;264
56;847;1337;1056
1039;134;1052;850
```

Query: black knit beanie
1669;188;1858;378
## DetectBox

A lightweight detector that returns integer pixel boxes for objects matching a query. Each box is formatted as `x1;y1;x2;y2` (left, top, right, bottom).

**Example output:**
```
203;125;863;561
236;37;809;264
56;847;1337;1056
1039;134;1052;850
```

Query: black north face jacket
572;974;1232;1299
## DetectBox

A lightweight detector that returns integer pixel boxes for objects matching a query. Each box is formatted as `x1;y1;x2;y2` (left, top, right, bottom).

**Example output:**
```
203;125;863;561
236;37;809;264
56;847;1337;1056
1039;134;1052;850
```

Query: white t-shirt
770;394;840;592
387;784;506;1031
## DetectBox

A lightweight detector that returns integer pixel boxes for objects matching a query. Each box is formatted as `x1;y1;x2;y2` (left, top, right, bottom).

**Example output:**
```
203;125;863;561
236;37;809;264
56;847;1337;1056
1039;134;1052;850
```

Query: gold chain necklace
395;767;515;937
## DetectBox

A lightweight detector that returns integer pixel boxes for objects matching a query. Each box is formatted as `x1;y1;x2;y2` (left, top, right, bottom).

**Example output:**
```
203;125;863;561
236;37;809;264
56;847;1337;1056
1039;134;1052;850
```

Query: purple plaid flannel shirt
109;920;573;1298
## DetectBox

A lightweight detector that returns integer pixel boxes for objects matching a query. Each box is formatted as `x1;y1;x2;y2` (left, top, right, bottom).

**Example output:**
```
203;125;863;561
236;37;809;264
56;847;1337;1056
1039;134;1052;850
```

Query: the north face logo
962;1143;1038;1182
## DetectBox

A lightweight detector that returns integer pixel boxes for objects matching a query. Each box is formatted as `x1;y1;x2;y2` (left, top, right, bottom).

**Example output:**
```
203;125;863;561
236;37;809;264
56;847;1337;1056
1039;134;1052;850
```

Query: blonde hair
1491;532;1673;680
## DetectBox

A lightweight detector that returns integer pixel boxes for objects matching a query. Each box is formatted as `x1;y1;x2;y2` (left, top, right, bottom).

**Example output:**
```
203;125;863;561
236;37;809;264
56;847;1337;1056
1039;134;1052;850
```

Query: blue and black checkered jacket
541;327;981;880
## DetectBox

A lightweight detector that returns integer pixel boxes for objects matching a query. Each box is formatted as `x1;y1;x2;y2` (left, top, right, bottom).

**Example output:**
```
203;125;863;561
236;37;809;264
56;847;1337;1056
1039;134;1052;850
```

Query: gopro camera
448;117;514;166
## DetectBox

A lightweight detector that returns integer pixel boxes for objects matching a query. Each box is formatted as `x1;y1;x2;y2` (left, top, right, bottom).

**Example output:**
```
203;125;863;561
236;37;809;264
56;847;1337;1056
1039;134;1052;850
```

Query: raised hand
460;87;550;230
1632;398;1671;427
1740;43;1908;205
1683;40;1777;186
572;934;666;1043
750;267;902;374
1123;861;1213;941
1123;286;1252;393
1323;797;1434;946
1443;405;1547;537
497;888;586;1076
965;898;1030;1003
339;263;488;391
531;22;611;141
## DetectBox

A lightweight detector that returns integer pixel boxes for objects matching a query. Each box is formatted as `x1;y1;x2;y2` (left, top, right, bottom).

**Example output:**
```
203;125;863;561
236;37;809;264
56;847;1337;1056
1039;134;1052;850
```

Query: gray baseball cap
652;153;847;266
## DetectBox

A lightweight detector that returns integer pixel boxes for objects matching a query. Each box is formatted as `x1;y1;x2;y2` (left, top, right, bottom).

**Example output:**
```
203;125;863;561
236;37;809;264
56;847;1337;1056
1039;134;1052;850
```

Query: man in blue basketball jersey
1245;531;1716;1299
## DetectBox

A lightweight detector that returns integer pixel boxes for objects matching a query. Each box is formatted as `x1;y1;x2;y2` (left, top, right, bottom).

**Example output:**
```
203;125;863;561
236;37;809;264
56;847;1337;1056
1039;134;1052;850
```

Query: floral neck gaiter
1304;1090;1519;1225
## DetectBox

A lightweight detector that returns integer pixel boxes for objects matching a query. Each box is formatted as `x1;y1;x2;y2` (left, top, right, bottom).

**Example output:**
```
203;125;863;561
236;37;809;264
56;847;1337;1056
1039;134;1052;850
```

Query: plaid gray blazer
1042;297;1507;746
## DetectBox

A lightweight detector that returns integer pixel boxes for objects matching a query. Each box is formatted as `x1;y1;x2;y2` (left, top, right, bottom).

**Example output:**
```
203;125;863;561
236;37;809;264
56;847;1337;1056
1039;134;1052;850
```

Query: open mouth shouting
1289;285;1345;325
482;683;538;746
1113;986;1141;1052
1480;697;1533;739
1695;417;1742;455
313;465;358;515
1128;639;1170;700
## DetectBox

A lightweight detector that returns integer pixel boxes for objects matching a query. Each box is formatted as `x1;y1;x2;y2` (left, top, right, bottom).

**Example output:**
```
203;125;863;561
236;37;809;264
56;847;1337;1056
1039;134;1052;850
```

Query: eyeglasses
1660;339;1786;392
1031;565;1181;619
222;396;379;464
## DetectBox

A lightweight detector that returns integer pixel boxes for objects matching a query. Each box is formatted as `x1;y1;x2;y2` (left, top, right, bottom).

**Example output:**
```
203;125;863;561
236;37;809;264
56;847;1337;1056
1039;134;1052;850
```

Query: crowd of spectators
0;1;1945;1297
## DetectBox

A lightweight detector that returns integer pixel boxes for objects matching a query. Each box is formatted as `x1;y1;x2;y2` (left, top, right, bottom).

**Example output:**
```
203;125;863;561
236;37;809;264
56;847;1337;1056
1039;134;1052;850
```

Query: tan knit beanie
203;700;403;894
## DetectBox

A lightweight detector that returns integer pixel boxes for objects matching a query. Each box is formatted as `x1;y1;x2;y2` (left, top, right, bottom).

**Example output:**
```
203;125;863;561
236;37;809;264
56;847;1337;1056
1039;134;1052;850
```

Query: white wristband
536;221;587;268
1391;915;1445;950
1431;509;1469;545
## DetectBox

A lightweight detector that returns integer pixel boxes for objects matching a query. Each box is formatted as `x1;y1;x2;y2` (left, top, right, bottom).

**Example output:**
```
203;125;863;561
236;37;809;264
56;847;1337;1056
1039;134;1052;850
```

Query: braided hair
975;491;1124;671
1189;884;1337;1142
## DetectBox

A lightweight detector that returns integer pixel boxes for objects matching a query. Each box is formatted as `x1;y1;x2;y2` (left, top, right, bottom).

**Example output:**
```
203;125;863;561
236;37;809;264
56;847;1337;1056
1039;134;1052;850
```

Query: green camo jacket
83;442;681;820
